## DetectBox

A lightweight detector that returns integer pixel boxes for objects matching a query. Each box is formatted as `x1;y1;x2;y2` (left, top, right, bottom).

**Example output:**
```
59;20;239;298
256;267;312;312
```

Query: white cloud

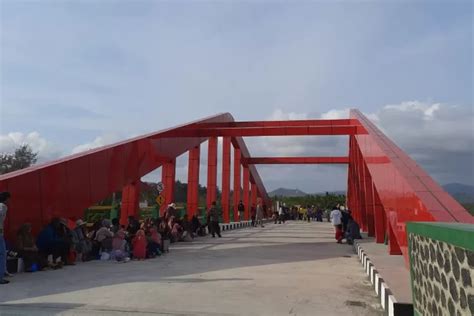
71;133;122;154
2;102;472;192
0;131;62;162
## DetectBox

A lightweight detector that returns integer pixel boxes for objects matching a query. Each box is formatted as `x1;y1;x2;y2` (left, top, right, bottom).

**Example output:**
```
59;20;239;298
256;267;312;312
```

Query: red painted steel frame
349;109;474;262
233;147;241;221
1;109;471;263
245;157;349;164
206;137;218;209
242;166;250;220
160;159;176;215
187;146;200;217
0;113;269;241
221;137;231;223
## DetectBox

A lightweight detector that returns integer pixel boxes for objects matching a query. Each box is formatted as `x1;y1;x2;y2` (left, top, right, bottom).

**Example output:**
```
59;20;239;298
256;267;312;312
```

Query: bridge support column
363;163;375;237
251;182;257;213
243;166;250;220
121;181;140;225
387;215;402;255
354;141;367;232
222;137;231;223
187;145;200;217
373;189;386;243
161;159;176;216
233;147;241;221
206;137;217;209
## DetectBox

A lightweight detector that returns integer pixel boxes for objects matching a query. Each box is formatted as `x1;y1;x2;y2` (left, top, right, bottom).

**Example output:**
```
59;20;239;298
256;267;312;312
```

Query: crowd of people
1;192;266;285
0;189;362;286
273;204;327;223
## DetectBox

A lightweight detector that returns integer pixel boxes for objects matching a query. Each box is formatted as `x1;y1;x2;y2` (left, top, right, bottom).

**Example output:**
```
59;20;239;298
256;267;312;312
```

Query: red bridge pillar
233;147;241;221
187;145;200;217
243;166;250;220
251;181;257;211
121;181;140;225
373;189;386;243
161;159;176;216
362;163;375;237
206;137;217;209
221;137;231;223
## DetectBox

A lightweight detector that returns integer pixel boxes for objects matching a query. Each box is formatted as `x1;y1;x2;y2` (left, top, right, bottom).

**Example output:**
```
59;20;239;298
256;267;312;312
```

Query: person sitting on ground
132;229;147;260
127;216;140;239
146;227;161;258
191;215;204;236
111;229;130;262
171;218;184;242
58;218;76;264
36;218;70;267
95;219;114;252
73;219;92;262
16;223;49;272
180;215;193;239
345;218;362;245
111;218;120;234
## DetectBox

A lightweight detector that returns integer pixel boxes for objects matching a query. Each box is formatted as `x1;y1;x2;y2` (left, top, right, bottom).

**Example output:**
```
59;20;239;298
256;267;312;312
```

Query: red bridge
1;109;472;263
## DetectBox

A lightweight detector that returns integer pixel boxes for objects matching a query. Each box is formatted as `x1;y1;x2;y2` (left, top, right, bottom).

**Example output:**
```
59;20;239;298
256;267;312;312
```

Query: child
132;229;147;260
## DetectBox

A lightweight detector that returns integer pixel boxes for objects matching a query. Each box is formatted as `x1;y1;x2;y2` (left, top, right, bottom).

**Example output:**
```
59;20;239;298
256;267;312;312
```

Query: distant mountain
442;183;474;204
269;188;308;197
268;188;347;197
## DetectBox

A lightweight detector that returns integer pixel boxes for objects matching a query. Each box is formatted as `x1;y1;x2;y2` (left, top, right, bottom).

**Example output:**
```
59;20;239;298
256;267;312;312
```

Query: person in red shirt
132;229;147;260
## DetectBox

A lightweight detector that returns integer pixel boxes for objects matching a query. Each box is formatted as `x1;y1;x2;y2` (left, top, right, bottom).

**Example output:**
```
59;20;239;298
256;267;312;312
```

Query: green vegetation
0;144;38;174
272;193;346;210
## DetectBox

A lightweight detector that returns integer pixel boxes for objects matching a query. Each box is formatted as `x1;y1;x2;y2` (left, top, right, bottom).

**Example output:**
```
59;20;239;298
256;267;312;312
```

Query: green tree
0;144;38;174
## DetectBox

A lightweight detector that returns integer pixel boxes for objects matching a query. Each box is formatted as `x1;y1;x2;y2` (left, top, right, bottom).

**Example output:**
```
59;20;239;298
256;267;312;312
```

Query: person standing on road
208;201;222;238
0;192;11;284
237;200;245;222
256;202;264;228
330;205;342;236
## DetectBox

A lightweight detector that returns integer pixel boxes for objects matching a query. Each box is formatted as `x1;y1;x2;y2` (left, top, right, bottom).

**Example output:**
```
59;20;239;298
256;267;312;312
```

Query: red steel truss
0;111;472;263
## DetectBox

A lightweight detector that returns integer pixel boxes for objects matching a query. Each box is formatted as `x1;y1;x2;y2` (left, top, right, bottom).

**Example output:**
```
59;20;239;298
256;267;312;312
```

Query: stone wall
407;222;473;316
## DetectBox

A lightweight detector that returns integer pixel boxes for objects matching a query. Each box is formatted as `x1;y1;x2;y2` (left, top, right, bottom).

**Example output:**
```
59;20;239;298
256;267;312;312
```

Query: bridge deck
0;222;382;316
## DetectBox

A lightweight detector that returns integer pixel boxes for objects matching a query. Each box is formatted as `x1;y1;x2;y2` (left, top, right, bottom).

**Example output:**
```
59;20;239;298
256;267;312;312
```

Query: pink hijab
112;230;126;251
150;228;161;244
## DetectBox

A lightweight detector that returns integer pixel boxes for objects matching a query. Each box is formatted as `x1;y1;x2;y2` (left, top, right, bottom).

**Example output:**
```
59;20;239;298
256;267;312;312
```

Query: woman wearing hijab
111;230;129;262
16;223;48;271
132;229;147;260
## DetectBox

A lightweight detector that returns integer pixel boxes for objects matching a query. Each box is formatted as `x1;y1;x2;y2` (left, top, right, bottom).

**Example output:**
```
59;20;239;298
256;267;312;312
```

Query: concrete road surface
0;221;382;316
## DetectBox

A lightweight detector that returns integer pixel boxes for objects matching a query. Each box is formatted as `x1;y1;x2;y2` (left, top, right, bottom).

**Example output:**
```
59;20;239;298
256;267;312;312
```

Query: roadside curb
354;242;413;316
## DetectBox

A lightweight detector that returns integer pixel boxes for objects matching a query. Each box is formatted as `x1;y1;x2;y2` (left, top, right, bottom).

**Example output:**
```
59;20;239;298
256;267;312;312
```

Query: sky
0;0;473;193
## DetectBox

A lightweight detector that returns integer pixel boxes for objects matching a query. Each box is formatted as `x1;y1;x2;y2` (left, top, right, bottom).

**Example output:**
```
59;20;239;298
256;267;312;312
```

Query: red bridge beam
186;119;361;128
160;125;366;137
244;157;349;164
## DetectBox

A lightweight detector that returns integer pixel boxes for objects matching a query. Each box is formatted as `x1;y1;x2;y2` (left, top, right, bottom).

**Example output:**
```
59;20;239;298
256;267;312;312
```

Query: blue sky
1;1;472;192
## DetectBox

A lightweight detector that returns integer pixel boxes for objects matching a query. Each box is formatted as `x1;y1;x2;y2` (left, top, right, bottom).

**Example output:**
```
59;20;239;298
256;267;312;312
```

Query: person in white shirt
330;206;342;229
